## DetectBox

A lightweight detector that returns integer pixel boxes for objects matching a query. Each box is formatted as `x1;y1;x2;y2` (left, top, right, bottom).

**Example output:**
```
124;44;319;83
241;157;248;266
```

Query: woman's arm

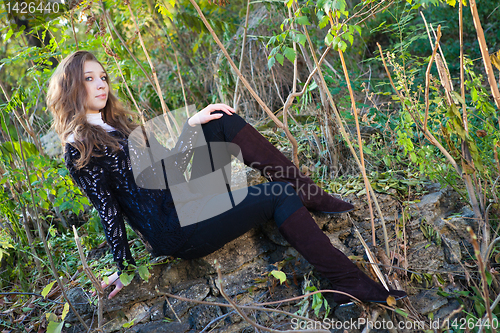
66;153;136;272
170;103;236;174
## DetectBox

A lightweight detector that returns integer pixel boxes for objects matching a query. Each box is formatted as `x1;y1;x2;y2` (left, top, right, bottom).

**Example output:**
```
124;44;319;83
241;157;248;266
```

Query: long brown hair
47;51;138;169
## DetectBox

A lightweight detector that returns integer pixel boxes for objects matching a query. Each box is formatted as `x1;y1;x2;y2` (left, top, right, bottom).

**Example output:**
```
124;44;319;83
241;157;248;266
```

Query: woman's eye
85;77;92;81
101;76;107;81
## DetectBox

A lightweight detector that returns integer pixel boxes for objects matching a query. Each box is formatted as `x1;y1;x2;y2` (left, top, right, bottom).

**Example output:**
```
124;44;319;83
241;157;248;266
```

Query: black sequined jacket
64;122;199;271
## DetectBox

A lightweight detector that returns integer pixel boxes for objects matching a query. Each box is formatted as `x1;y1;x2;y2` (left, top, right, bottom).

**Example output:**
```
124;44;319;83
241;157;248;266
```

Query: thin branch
123;0;176;137
73;226;104;329
12;120;89;331
215;264;330;333
423;25;442;131
338;48;378;250
100;2;154;88
468;227;494;331
469;0;500;111
187;0;282;128
233;0;251;111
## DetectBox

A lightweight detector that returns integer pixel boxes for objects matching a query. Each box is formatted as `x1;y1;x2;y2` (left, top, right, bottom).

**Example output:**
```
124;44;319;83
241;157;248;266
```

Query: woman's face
83;61;109;114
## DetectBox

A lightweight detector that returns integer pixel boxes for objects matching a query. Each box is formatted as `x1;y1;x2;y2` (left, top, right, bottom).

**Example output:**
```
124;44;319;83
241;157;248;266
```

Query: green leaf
353;25;362;36
42;281;56;298
283;47;296;63
318;15;329;29
485;270;493;287
325;33;334;46
269;46;279;57
123;319;136;328
446;0;456;6
296;16;310;26
138;265;151;282
275;53;285;66
395;308;409;317
344;32;354;45
471;87;478;102
285;0;294;8
120;272;134;286
410;152;417;163
270;270;286;284
46;321;64;333
337;40;347;52
296;33;306;46
4;29;13;43
267;56;276;69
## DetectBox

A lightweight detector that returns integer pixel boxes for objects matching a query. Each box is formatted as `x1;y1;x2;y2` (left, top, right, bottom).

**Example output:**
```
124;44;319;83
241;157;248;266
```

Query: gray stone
407;242;445;272
163;282;210;319
65;287;94;322
132;321;190;333
40;130;63;157
201;228;275;274
410;290;449;315
215;258;268;297
442;235;462;264
435;298;461;322
103;272;160;313
187;303;224;330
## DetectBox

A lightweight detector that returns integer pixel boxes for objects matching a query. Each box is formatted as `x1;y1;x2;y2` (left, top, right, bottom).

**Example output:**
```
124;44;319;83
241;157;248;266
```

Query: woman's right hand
99;271;124;299
188;103;235;127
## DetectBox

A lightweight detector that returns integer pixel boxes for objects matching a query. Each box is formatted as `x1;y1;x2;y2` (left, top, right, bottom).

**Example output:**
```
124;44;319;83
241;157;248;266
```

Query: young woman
47;50;406;304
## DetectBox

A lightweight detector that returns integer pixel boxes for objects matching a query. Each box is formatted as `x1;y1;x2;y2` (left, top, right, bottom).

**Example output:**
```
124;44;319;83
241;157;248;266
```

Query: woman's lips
96;94;107;99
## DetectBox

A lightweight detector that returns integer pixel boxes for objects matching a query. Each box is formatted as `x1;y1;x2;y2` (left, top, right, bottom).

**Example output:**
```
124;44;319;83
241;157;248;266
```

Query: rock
407;242;445;272
434;298;461;321
131;321;190;333
216;258;268;297
40;130;63;157
103;272;160;313
187;303;224;330
201;228;275;274
412;188;461;225
163;282;210;319
442;235;462;264
410;290;449;315
65;287;94;323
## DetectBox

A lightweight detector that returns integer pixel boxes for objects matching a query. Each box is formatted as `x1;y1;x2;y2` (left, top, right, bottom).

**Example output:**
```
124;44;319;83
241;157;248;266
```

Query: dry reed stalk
12;119;89;331
187;0;305;167
459;0;468;133
338;48;378;247
100;1;154;88
73;226;104;329
233;0;251;111
124;0;177;138
300;25;391;256
468;226;495;332
469;0;500;111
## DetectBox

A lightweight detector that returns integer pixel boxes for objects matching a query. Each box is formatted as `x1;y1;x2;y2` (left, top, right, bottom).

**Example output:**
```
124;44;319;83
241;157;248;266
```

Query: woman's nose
96;80;105;89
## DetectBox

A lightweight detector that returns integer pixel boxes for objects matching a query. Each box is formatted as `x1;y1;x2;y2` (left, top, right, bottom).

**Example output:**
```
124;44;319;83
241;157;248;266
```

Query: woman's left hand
188;103;235;127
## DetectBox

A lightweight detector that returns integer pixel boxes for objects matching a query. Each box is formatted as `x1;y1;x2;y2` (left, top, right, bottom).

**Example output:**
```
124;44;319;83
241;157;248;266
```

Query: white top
66;112;117;143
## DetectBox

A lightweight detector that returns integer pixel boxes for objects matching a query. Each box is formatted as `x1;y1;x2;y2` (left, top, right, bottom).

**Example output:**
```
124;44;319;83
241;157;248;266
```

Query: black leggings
173;112;304;259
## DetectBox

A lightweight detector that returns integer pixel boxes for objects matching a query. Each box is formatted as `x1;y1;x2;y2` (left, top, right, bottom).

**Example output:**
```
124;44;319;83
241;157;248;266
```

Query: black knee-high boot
278;206;407;304
231;124;354;214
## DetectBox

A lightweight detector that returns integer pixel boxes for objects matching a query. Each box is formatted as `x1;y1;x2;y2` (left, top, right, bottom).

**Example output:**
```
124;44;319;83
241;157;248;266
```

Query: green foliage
295;274;330;319
269;269;287;284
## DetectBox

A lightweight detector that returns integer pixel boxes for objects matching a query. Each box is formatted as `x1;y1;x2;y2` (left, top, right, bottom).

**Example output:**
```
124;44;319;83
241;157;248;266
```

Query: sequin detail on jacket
64;122;199;271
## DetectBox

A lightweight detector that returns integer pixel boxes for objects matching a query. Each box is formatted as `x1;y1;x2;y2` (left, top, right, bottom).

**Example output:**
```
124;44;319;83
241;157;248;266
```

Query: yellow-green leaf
61;302;69;321
270;270;286;284
120;272;134;286
42;281;56;298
